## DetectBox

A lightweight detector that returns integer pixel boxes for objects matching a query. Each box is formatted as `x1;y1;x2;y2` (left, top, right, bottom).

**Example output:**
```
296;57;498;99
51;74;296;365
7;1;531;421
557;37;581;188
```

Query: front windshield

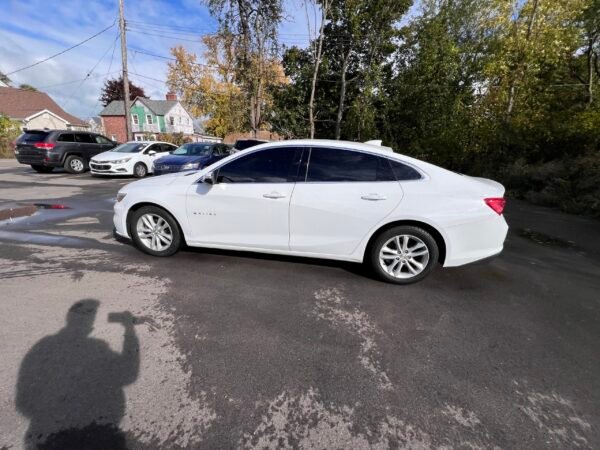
113;143;146;153
172;143;213;156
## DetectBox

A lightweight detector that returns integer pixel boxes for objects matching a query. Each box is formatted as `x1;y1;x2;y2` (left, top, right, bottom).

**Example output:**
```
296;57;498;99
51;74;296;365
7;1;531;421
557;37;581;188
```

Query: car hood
155;154;209;165
123;171;186;190
93;151;136;162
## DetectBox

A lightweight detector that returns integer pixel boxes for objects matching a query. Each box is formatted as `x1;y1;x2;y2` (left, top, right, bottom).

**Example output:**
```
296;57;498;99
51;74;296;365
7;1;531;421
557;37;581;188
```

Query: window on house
169;116;174;126
132;114;139;125
178;117;182;124
146;115;153;125
111;135;117;141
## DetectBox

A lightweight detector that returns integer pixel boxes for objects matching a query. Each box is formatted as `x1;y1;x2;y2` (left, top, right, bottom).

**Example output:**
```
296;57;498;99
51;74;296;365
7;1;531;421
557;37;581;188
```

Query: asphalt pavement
0;158;598;449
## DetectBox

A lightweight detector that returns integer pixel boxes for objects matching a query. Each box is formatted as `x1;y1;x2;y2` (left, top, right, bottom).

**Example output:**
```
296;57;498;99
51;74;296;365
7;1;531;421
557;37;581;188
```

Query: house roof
99;97;180;116
0;86;86;126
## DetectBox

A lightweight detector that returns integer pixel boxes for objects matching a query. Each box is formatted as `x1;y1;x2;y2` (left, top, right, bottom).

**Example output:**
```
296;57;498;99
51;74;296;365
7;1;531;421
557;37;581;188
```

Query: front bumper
90;161;132;175
113;200;130;238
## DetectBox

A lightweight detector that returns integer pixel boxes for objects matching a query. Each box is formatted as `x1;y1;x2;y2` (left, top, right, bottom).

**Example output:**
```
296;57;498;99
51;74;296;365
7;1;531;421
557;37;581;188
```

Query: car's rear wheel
133;162;148;178
31;165;53;173
368;225;439;284
129;206;181;256
64;155;86;174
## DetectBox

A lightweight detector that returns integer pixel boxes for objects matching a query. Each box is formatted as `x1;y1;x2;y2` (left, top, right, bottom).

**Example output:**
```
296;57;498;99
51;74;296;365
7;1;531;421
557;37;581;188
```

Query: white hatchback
113;140;509;284
90;141;177;178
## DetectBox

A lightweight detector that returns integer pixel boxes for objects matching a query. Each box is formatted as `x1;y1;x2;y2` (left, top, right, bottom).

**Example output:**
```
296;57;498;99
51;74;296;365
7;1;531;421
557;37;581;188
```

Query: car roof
254;139;395;157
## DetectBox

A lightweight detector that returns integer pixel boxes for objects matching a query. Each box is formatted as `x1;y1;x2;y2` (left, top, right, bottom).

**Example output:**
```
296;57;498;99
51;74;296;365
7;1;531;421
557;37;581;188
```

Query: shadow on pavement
15;300;140;450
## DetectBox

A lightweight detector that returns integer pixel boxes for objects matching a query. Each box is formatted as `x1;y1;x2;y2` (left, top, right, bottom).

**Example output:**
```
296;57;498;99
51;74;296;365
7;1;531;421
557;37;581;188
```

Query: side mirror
201;171;217;185
148;150;157;156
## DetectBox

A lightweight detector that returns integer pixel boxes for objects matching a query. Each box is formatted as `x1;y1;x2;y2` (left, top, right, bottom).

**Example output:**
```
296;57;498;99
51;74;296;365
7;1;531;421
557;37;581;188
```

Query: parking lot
0;158;598;449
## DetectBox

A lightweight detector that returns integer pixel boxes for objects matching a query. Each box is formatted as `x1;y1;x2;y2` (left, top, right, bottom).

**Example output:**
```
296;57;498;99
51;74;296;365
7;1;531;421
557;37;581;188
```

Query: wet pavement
0;159;599;449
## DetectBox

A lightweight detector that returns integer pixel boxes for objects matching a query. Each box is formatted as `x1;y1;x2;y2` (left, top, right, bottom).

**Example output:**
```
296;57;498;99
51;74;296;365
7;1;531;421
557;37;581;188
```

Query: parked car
114;140;508;284
153;142;230;176
14;129;117;174
90;141;177;178
232;139;268;152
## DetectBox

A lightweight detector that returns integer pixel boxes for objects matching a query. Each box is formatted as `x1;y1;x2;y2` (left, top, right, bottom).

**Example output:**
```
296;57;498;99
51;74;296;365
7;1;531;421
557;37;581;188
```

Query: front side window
146;115;153;125
95;135;112;144
306;148;393;182
216;147;299;183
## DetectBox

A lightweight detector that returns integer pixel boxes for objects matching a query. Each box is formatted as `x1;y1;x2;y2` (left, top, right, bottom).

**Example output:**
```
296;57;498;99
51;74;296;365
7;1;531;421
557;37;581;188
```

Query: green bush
0;115;20;159
504;152;600;218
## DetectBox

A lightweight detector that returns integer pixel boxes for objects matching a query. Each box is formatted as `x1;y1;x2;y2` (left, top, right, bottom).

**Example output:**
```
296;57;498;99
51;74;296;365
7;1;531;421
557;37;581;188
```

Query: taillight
34;142;55;149
484;197;506;215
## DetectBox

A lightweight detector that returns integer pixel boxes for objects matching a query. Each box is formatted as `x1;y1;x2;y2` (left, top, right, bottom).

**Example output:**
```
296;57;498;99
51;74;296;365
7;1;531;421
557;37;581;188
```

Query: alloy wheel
70;158;84;172
136;213;173;251
379;234;430;279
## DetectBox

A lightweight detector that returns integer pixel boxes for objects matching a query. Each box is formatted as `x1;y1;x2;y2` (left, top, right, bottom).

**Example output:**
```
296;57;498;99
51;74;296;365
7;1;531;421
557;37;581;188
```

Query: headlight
116;192;127;202
111;158;132;164
182;162;200;170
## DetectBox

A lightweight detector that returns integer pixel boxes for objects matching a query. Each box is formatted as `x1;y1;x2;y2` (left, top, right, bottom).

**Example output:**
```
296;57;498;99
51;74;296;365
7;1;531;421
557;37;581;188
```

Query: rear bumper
16;155;62;167
443;215;509;267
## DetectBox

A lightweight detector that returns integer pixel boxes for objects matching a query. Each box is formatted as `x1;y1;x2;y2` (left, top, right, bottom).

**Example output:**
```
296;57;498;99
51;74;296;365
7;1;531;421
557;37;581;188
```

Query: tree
0;114;20;158
19;84;37;91
99;76;146;106
204;0;283;136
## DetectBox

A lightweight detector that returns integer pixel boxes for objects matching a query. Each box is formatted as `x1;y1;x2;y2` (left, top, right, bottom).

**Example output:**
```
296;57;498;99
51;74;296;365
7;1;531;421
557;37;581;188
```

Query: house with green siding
99;93;195;142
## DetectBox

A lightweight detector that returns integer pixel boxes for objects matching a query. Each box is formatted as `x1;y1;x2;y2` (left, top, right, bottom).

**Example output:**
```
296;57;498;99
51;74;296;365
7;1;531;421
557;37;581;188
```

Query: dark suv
14;129;117;174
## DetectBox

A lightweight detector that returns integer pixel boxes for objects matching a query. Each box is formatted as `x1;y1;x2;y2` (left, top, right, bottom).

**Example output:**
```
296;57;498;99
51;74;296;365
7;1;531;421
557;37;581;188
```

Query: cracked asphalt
0;158;599;449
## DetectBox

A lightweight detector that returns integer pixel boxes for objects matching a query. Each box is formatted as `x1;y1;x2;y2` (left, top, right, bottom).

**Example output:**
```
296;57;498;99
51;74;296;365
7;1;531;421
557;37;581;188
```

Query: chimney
166;92;177;101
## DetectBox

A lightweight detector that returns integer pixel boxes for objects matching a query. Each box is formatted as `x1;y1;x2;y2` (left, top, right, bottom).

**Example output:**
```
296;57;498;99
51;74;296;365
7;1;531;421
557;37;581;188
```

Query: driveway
0;159;598;449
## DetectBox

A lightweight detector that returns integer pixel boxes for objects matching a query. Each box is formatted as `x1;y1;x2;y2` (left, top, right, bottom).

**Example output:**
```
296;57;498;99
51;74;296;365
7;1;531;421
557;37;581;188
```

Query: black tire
368;225;439;285
129;206;181;257
133;162;148;178
64;155;86;174
31;165;53;173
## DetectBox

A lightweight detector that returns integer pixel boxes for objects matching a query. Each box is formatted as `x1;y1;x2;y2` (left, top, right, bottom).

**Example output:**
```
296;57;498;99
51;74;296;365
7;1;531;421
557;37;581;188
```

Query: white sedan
90;141;177;178
113;140;508;284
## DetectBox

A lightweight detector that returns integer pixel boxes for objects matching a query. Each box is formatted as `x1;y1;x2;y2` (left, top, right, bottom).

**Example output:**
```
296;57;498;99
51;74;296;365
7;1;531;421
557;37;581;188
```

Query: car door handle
263;192;286;199
361;193;387;201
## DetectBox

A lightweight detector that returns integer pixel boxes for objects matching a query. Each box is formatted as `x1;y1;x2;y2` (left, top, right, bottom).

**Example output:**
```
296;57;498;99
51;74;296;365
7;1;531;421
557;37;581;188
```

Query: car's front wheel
133;162;148;178
31;165;53;173
368;225;439;284
129;206;181;256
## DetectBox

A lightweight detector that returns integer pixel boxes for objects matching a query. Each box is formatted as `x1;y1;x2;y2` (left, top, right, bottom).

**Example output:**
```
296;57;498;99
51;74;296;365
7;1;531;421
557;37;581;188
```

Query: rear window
18;131;50;144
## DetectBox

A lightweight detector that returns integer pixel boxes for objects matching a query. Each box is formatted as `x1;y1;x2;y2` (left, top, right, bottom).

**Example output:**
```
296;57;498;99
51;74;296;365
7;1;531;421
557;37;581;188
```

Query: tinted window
388;159;422;181
57;133;75;142
307;148;394;182
233;139;266;151
18;131;50;143
95;135;112;144
74;133;95;144
172;143;214;156
161;144;176;152
217;147;298;183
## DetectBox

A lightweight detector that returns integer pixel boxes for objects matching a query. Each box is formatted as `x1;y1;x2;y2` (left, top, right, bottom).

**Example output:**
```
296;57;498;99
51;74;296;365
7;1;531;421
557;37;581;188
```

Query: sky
0;0;420;120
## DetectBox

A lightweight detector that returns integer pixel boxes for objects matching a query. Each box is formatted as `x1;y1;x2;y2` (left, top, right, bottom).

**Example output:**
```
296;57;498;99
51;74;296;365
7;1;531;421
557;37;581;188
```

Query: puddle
517;228;576;249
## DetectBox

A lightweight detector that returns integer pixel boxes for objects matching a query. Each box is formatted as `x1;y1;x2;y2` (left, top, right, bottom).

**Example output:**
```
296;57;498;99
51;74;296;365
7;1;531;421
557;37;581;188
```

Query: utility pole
119;0;132;141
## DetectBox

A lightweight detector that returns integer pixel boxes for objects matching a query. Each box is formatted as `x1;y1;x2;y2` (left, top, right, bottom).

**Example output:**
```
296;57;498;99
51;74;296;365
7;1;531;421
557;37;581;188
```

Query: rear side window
217;147;299;183
388;159;422;181
57;133;75;142
306;148;394;182
18;131;50;143
74;133;95;144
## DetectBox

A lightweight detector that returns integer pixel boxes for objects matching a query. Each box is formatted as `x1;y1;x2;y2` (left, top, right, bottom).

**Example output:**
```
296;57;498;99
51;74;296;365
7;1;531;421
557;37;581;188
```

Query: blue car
154;142;230;175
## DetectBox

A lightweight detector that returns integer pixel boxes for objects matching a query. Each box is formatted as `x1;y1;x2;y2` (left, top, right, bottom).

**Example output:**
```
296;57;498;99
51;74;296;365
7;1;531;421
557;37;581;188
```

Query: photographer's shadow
16;299;140;450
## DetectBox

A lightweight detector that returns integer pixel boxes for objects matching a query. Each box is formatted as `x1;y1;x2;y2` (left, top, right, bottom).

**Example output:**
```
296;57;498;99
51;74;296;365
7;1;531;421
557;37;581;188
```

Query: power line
62;33;121;110
6;21;116;76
